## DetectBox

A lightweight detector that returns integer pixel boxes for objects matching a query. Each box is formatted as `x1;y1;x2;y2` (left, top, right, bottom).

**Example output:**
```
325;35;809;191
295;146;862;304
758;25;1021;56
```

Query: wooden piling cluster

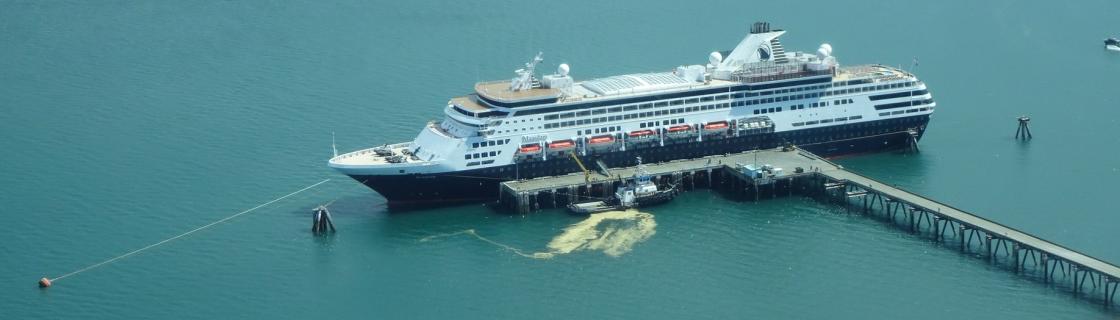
497;147;1119;308
311;205;336;234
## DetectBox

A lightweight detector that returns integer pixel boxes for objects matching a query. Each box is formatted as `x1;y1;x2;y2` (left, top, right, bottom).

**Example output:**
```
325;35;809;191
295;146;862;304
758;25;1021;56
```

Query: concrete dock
499;147;1119;307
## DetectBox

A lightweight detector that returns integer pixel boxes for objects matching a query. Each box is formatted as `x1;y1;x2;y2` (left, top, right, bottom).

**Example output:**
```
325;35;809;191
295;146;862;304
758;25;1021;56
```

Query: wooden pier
499;147;1119;307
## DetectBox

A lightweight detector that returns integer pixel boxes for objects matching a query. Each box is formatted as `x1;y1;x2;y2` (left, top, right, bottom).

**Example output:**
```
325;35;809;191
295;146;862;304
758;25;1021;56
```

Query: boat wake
420;209;657;259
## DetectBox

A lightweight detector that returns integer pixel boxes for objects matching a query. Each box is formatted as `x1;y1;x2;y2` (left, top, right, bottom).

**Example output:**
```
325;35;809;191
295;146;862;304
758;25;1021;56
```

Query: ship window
544;114;559;120
464;154;470;160
850;115;863;120
792;122;804;127
488;141;495;146
560;112;574;119
806;121;818;125
777;107;782;112
640;123;646;128
577;111;591;117
623;105;637;111
686;98;699;104
654;102;668;107
835;117;847;122
753;110;760;114
489;151;496;157
608;107;622;113
670;100;683;106
733;93;744;99
768;108;775;113
593;109;607;115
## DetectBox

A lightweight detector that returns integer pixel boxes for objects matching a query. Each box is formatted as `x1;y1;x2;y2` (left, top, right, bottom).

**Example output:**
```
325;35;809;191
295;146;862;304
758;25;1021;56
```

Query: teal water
3;0;1120;318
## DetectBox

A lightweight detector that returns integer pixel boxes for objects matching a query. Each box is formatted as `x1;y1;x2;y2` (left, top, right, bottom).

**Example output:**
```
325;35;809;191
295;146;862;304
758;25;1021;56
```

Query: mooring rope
49;178;332;282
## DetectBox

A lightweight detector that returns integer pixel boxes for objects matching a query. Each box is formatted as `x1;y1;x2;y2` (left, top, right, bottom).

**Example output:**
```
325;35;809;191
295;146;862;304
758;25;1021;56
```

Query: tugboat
567;157;679;214
1107;38;1120;52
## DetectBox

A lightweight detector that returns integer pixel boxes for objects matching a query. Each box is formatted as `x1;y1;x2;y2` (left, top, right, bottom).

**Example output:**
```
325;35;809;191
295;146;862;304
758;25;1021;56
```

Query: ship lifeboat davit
589;135;615;144
703;121;729;131
628;129;656;138
666;125;692;133
518;144;542;154
547;139;575;150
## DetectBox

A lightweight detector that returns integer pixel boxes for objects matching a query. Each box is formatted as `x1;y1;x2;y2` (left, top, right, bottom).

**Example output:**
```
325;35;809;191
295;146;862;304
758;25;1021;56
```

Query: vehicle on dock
568;157;679;214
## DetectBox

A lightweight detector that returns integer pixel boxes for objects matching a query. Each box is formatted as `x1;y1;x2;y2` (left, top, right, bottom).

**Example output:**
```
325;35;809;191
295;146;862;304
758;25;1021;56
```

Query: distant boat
1107;38;1120;52
567;157;678;214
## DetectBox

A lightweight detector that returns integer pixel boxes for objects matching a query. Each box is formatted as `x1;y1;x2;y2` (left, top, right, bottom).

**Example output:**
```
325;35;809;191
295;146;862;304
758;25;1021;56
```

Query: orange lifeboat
589;135;615;144
666;125;692;133
628;129;656;138
547;140;575;150
518;144;542;154
703;121;729;131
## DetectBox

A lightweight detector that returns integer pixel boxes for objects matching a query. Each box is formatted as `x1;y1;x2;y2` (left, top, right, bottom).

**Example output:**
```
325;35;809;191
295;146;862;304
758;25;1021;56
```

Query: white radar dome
558;63;570;77
818;43;833;57
708;51;723;66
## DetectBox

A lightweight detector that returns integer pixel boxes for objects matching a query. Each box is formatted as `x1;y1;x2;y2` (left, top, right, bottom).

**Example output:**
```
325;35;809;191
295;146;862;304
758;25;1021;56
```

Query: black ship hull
347;114;929;208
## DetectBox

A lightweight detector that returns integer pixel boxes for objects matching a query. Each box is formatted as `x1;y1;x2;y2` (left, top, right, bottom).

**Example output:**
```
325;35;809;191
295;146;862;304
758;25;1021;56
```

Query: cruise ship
329;22;935;206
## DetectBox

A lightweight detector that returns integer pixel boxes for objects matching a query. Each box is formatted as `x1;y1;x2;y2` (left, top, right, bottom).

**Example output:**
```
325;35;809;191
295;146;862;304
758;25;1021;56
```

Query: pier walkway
499;147;1119;306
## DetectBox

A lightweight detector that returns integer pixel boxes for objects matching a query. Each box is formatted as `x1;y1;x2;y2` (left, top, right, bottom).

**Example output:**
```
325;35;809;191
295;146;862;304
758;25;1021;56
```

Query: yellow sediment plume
420;209;657;259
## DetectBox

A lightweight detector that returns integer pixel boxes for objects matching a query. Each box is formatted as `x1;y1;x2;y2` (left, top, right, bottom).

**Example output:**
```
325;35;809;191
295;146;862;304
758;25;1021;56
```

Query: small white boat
1106;38;1120;52
567;157;678;214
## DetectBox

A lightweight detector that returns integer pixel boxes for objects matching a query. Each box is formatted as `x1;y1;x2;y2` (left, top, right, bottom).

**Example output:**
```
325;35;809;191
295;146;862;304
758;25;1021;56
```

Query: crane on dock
570;152;591;182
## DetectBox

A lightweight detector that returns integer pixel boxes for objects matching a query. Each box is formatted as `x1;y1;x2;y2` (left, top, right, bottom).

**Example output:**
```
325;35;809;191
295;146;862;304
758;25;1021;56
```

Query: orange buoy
38;277;51;288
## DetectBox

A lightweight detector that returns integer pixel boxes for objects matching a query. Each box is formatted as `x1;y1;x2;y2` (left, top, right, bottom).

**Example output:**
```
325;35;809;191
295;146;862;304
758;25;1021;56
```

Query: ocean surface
3;0;1119;318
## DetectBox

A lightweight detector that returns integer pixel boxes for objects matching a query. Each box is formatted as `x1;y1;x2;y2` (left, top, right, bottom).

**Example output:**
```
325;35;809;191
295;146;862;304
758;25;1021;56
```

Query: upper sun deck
834;64;914;83
474;81;561;103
